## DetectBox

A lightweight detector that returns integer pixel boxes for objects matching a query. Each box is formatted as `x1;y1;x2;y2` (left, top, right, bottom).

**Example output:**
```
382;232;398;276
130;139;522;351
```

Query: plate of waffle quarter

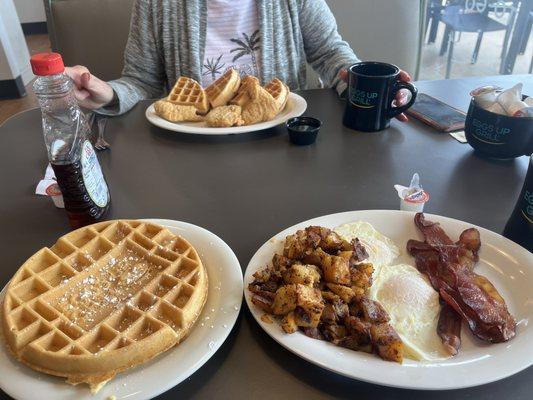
0;219;243;400
145;69;307;135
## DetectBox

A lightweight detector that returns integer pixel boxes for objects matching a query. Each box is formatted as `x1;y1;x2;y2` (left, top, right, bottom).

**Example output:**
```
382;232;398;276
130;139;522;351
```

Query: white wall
14;0;46;23
0;0;33;84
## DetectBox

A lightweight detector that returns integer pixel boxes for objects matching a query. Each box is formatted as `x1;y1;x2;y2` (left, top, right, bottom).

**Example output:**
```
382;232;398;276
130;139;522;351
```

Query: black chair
426;0;446;43
439;0;512;78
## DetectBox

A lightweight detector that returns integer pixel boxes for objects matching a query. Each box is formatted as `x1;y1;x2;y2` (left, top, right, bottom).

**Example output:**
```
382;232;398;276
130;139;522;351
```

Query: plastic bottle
30;53;110;229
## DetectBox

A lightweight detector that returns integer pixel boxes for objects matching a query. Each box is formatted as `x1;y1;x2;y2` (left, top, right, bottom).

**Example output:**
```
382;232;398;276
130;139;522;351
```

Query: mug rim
349;61;400;78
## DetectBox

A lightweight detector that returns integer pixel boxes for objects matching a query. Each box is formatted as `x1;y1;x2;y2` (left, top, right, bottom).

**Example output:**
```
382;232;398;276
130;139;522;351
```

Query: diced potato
282;264;321;286
294;304;323;328
272;285;298;315
322;253;351;285
326;283;355;303
272;284;324;319
281;312;298;333
353;297;390;323
350;262;374;294
370;323;403;363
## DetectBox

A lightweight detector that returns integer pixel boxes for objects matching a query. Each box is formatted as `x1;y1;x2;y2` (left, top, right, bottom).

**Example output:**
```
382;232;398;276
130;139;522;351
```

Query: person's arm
99;0;166;115
298;0;359;95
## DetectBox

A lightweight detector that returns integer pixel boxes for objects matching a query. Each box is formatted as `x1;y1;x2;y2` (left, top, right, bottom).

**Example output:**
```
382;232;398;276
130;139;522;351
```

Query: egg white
369;263;451;361
334;221;400;268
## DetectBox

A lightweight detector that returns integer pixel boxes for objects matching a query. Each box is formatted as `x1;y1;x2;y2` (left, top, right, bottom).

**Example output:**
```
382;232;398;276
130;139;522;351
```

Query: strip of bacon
437;303;462;356
409;213;516;344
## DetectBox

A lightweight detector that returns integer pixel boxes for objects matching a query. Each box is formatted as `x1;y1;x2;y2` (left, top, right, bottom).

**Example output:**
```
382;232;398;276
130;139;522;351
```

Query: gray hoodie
104;0;358;115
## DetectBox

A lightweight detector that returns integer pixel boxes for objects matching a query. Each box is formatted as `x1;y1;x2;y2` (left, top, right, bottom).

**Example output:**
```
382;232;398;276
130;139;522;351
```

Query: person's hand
339;68;412;122
64;66;114;110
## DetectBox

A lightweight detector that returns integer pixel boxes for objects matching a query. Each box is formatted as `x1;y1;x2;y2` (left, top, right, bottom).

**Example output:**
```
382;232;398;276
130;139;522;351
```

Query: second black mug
343;61;418;132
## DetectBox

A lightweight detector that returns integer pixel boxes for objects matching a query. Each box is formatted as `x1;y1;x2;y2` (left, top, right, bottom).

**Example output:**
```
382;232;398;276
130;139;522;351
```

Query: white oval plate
145;92;307;135
244;210;533;390
0;219;243;400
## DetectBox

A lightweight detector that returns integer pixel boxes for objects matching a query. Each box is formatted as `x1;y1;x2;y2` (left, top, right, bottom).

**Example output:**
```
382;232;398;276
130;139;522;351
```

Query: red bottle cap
30;53;65;76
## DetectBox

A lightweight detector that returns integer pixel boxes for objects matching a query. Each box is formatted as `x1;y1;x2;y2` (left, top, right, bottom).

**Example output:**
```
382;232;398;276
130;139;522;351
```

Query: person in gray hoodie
65;0;411;121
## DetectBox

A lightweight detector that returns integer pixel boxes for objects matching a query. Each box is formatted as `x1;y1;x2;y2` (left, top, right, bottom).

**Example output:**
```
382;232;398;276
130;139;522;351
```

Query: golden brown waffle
1;220;208;392
167;77;210;115
205;69;241;108
265;78;290;112
230;75;259;107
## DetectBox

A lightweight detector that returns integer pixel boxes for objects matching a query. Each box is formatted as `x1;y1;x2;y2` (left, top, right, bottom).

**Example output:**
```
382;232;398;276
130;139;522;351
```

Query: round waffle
167;77;210;115
1;220;208;392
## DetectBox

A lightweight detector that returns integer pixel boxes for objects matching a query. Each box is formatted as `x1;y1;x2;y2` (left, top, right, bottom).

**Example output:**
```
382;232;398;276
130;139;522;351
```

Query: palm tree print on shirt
203;54;225;81
230;30;260;76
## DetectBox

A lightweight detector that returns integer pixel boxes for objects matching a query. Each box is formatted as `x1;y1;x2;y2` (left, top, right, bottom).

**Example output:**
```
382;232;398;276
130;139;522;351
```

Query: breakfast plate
244;210;533;390
0;219;243;400
145;92;307;135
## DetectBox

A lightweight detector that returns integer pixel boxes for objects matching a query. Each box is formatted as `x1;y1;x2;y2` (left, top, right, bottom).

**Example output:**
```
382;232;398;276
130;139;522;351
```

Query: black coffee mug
343;61;418;132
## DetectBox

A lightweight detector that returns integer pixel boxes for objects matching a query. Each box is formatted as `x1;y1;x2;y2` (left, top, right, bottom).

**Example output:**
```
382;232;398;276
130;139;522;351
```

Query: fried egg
369;263;451;361
334;221;400;267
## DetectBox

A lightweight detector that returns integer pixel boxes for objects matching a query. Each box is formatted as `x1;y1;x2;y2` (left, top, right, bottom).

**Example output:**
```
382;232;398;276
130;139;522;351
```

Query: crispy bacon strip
409;213;516;343
437;304;462;356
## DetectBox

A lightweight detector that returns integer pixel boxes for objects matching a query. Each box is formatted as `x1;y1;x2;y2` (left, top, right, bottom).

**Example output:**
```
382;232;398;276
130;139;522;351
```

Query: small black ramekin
286;117;322;145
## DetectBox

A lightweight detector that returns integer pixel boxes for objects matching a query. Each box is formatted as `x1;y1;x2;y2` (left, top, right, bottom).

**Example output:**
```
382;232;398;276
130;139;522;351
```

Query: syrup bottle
30;53;110;229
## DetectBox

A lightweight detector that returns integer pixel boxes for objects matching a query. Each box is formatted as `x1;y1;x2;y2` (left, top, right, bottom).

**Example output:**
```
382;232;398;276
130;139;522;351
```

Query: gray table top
0;74;532;400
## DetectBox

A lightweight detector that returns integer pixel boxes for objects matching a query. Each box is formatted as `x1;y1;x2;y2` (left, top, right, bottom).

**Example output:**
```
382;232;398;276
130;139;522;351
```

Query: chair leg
440;26;451;56
519;18;532;54
471;31;484;64
428;11;441;44
446;31;455;79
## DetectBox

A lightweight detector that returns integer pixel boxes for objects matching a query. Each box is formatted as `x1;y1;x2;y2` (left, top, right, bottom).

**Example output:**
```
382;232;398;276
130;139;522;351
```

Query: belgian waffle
167;77;210;115
1;220;208;392
230;75;259;107
205;69;241;108
265;78;290;112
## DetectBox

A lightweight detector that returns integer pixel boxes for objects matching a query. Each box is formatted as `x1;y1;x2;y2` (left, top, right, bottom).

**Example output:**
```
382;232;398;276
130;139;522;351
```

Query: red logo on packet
404;190;430;204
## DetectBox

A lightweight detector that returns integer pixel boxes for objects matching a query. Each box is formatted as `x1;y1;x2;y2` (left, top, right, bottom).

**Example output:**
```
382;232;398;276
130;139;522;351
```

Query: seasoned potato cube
294;303;323;328
351;297;390;323
282;264;321;286
370;323;403;363
281;311;298;333
321;253;351;285
272;284;324;318
350;262;374;293
326;283;355;303
272;285;298;315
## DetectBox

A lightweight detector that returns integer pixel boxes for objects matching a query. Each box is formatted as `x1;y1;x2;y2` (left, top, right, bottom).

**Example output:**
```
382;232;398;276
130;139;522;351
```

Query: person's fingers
73;88;91;101
80;72;91;90
396;113;409;122
399;70;412;82
339;69;349;83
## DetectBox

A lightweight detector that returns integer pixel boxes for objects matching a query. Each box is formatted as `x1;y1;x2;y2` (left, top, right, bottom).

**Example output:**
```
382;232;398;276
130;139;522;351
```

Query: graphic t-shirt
202;0;261;86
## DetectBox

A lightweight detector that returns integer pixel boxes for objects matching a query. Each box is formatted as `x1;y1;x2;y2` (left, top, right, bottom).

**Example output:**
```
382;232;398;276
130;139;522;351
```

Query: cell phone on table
406;93;466;132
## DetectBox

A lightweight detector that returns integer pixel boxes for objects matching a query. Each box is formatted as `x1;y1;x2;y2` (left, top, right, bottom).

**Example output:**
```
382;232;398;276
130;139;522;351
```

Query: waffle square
167;77;210;115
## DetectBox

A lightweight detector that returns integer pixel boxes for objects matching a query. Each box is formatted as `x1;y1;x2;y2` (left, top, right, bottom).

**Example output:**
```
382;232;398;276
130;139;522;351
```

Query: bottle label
81;140;109;207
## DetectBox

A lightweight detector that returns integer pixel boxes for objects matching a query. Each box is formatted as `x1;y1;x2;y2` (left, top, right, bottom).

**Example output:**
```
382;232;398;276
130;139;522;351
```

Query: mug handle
388;81;418;118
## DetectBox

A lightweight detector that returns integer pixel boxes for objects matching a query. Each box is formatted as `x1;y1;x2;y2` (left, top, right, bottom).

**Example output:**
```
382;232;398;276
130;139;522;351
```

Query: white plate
244;210;533;390
145;92;307;135
0;219;243;400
